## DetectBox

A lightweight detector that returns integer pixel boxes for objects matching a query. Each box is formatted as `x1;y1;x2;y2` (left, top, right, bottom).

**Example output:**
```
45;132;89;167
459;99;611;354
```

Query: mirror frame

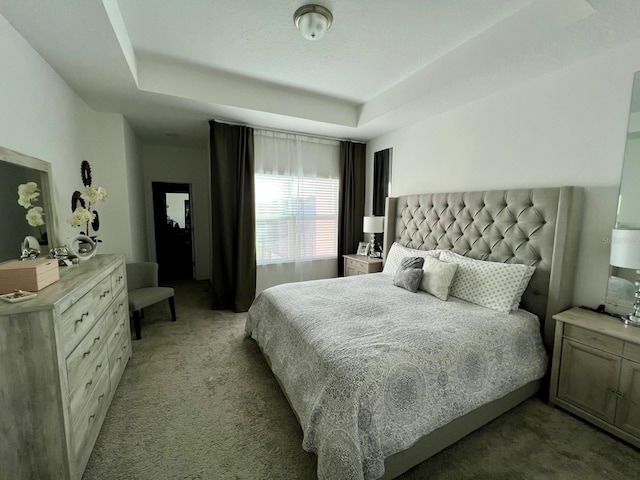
0;146;57;260
372;148;392;217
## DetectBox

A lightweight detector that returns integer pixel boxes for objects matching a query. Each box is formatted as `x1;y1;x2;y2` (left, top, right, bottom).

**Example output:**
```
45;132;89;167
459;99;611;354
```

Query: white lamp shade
610;229;640;269
363;216;384;233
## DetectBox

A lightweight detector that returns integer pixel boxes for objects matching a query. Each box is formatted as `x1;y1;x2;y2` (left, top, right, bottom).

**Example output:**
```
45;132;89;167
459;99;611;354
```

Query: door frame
151;181;196;280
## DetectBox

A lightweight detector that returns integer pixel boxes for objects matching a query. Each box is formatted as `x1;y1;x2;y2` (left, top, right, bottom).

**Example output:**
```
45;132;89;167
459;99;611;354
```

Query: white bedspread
245;273;548;480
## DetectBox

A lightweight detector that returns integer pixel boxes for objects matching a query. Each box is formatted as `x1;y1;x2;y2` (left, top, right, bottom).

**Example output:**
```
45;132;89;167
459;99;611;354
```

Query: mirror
606;72;640;312
0;146;56;264
372;148;392;216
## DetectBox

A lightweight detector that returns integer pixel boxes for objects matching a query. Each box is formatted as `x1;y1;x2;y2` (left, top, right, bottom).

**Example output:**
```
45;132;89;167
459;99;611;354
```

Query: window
254;130;340;267
255;174;338;264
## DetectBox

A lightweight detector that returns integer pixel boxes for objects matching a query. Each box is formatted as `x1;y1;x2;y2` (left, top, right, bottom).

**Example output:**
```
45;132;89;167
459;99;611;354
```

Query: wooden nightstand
343;254;383;277
549;307;640;447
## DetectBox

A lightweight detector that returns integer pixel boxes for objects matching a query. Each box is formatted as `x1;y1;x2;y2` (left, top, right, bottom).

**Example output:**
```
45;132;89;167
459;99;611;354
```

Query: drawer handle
115;332;120;338
98;394;105;401
75;312;90;324
119;302;124;308
83;350;91;358
93;336;101;344
100;290;110;299
122;345;127;351
96;363;102;371
117;356;122;362
86;380;93;388
119;322;124;328
88;414;96;422
617;391;625;398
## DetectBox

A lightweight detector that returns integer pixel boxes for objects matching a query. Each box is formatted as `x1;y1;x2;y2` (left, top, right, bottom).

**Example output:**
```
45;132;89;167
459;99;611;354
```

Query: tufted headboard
382;187;583;350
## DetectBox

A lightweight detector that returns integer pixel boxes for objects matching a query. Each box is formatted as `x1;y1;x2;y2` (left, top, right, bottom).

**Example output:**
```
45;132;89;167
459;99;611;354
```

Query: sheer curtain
254;130;340;294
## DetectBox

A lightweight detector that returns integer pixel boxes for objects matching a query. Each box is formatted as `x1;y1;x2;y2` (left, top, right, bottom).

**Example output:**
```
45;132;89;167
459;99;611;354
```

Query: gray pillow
393;257;424;293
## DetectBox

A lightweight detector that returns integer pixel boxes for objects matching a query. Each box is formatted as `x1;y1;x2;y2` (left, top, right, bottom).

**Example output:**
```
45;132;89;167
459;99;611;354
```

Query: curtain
338;141;366;276
254;130;340;294
372;148;390;217
209;121;256;312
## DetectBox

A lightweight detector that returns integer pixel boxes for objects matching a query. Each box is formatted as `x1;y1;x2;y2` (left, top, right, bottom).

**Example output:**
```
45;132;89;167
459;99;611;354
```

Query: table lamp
363;216;384;258
610;229;640;326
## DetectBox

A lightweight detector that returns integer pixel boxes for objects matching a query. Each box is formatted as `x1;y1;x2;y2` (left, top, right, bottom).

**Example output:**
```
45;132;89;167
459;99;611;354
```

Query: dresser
0;254;131;480
549;307;640;448
343;254;383;276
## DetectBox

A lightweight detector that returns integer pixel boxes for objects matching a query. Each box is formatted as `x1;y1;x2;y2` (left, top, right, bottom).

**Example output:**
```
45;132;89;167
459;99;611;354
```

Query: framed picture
356;242;370;256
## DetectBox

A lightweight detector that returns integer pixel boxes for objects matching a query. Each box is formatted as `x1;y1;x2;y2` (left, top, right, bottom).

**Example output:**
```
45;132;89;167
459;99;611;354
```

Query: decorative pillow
383;243;441;275
420;256;459;301
439;250;536;313
393;257;424;293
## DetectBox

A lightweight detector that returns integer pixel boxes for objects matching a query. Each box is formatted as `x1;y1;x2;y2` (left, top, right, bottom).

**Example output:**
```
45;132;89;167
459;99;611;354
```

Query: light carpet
83;281;640;479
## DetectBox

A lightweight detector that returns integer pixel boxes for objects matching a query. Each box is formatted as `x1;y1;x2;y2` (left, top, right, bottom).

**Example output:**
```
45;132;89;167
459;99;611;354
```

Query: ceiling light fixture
293;4;333;41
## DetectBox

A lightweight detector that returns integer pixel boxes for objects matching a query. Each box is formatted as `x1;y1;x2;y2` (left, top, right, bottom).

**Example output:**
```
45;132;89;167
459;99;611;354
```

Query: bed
246;187;583;479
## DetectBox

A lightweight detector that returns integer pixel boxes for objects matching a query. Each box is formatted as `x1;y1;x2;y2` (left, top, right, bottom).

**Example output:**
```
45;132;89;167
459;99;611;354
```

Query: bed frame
255;186;583;479
379;186;583;478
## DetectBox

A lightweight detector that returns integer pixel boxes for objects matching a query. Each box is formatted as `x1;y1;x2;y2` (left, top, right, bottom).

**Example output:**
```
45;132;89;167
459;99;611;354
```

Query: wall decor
68;160;107;247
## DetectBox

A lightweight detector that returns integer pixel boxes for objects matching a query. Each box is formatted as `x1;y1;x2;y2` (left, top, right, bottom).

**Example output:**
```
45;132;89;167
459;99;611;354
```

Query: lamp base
621;314;640;327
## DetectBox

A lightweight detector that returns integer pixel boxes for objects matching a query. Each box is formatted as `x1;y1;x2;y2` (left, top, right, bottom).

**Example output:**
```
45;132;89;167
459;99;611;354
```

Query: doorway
152;182;195;281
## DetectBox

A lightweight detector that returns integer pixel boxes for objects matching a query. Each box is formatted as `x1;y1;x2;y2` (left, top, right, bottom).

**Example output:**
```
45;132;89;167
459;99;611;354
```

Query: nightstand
549;307;640;448
343;254;383;277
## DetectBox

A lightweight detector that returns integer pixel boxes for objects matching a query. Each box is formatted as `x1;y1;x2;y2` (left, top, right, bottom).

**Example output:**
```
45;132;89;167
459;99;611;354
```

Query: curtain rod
210;118;366;145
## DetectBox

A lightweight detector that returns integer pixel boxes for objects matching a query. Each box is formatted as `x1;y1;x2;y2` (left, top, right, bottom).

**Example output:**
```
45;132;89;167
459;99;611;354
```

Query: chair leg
133;310;142;340
169;296;176;322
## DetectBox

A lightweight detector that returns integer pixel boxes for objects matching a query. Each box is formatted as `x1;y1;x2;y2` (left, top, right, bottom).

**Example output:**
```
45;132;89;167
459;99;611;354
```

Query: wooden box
0;258;60;294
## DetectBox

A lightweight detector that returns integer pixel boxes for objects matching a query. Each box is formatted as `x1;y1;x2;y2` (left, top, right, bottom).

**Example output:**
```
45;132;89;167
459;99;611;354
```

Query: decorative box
0;258;60;294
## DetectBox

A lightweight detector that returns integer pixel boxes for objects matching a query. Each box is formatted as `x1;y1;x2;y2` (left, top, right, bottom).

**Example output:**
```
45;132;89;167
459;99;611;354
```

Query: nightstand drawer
564;324;624;355
343;254;383;277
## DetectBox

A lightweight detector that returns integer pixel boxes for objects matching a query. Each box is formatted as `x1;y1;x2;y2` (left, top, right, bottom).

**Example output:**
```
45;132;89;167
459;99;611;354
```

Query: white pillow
420;256;458;301
439;251;536;313
383;243;441;275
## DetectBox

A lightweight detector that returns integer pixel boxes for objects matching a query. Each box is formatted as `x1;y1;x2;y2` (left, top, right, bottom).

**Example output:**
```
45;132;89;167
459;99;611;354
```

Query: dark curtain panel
372;148;390;216
338;141;366;276
209;121;256;312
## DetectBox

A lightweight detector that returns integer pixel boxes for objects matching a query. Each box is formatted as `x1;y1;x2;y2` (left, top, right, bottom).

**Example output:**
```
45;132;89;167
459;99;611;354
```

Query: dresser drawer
66;319;107;395
107;308;129;365
564;324;624;355
106;288;128;336
109;335;130;388
70;365;111;464
61;275;113;356
624;341;640;363
110;264;126;296
68;341;108;418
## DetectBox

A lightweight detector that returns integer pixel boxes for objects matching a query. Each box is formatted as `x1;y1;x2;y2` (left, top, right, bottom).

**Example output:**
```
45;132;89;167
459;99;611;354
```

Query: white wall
123;119;148;261
367;39;640;309
141;144;211;280
0;14;145;262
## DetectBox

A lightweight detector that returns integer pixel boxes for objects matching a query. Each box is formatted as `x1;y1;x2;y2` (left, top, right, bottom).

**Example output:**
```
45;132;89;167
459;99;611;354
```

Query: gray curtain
338;141;366;276
209;121;256;312
372;148;390;217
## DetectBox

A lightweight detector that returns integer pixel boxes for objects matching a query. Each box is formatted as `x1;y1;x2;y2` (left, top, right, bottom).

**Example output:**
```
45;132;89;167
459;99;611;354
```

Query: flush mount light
293;4;333;41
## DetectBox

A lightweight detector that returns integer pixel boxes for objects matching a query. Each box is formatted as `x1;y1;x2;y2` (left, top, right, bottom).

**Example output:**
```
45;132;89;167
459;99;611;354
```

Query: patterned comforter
245;273;548;480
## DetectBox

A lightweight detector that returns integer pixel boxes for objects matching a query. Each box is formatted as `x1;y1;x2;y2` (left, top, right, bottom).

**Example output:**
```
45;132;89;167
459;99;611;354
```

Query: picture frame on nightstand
356;242;370;256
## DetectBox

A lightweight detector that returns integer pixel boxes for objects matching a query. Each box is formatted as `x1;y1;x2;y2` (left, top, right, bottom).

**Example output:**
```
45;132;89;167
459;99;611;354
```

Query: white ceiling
2;0;640;147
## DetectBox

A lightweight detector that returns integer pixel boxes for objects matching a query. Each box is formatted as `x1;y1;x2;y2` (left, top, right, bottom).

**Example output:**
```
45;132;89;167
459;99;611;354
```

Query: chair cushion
128;287;175;312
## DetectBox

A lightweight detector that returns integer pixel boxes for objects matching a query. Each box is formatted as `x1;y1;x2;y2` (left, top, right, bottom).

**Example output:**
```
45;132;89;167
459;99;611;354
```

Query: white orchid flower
84;186;107;204
26;206;45;227
17;182;40;209
68;207;95;227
